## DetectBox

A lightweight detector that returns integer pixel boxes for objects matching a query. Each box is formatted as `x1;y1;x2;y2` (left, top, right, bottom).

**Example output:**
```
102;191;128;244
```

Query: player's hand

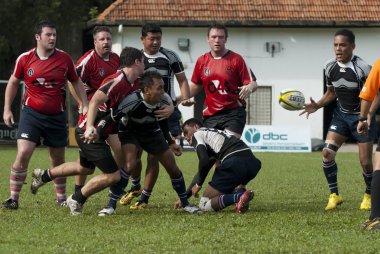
181;98;196;107
238;82;257;100
3;110;15;127
191;184;201;198
83;126;98;144
357;120;369;136
174;199;182;209
155;104;174;120
299;97;319;119
170;143;182;156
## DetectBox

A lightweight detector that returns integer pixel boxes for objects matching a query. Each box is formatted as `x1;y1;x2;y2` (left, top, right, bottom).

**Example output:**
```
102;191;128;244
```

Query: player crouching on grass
177;118;261;213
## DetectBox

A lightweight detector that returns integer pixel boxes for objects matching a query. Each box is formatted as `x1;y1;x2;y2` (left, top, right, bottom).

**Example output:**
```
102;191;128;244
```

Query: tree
0;0;113;79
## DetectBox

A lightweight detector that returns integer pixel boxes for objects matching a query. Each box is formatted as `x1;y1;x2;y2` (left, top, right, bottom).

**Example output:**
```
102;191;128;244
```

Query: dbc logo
245;128;288;144
245;128;261;144
263;132;288;140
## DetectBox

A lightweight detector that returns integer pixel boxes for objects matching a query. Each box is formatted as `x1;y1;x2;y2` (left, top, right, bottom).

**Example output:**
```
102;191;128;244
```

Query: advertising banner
242;125;311;152
0;123;18;144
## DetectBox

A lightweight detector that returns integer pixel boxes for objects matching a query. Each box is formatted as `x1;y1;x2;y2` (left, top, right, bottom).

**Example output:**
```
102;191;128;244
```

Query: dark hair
119;47;143;67
335;29;355;44
142;23;162;37
207;23;228;38
139;70;162;91
35;20;56;35
93;26;111;38
182;118;203;132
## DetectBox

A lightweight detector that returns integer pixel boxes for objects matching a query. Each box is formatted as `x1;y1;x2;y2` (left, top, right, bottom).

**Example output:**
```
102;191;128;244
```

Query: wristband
359;116;368;122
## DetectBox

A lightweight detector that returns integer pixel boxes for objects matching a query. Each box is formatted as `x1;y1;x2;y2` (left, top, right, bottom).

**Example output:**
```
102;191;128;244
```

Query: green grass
0;146;379;253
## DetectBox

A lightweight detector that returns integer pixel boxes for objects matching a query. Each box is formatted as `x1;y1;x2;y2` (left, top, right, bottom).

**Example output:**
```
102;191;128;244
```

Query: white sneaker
31;169;46;194
67;195;83;216
98;207;115;216
183;205;202;214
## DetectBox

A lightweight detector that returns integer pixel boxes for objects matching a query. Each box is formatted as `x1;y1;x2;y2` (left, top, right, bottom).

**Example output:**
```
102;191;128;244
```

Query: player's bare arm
70;78;89;115
238;80;258;100
84;90;108;143
3;75;21;127
357;99;372;136
300;86;336;118
67;81;83;112
175;72;193;106
185;81;204;104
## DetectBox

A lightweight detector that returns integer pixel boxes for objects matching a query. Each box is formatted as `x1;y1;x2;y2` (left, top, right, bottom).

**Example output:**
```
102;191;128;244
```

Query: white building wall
111;26;380;139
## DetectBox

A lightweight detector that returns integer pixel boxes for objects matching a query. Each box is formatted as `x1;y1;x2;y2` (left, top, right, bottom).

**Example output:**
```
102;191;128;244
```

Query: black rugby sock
323;160;338;195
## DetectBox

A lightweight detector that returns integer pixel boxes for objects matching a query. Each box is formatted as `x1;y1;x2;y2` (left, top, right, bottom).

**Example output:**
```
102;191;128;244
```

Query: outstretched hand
299;97;319;119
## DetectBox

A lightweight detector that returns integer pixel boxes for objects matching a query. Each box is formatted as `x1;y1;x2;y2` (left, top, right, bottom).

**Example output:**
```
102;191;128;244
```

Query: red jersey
13;48;78;115
78;70;139;136
191;50;256;116
76;49;120;101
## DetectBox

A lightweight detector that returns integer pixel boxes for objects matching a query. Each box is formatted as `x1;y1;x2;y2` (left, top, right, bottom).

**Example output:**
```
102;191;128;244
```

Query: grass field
0;145;379;253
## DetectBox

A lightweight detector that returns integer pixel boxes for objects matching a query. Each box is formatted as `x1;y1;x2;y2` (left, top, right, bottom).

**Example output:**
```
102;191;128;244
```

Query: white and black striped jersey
143;47;184;102
324;55;371;113
112;90;172;134
192;127;251;163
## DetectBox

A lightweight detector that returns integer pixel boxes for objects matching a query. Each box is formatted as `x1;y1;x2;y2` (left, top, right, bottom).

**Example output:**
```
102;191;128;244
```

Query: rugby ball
278;89;305;111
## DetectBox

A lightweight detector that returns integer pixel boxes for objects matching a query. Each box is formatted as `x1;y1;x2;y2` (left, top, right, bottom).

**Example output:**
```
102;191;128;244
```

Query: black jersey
191;127;251;163
143;47;185;102
112;90;172;134
324;55;371;113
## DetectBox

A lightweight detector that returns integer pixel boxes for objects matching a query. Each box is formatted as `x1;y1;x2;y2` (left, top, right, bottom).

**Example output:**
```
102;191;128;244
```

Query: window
246;86;272;125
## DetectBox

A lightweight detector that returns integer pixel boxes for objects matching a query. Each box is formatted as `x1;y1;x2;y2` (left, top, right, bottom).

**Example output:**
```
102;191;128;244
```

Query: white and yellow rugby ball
278;89;305;111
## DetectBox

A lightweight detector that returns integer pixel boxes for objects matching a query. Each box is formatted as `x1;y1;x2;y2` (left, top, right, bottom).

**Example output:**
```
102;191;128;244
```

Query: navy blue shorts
209;153;261;194
329;108;377;143
75;128;118;174
118;128;169;155
17;106;67;147
203;107;246;135
168;106;182;136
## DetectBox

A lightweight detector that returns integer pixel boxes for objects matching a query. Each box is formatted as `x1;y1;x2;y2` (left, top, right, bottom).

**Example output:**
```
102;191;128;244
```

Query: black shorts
209;153;261;194
118;129;169;155
17;106;67;147
329;108;377;143
203;107;246;135
75;129;118;174
168;106;182;136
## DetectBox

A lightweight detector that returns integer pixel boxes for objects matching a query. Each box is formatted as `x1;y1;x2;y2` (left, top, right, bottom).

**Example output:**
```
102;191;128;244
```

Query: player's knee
359;158;372;172
79;166;95;175
125;160;137;173
322;142;339;161
199;197;215;212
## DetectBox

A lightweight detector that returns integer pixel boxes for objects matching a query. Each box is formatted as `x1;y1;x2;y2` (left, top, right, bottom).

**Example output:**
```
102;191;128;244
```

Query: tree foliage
0;0;113;79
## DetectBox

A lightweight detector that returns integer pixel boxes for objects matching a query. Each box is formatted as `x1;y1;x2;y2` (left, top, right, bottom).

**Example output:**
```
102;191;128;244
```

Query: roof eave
87;19;380;28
